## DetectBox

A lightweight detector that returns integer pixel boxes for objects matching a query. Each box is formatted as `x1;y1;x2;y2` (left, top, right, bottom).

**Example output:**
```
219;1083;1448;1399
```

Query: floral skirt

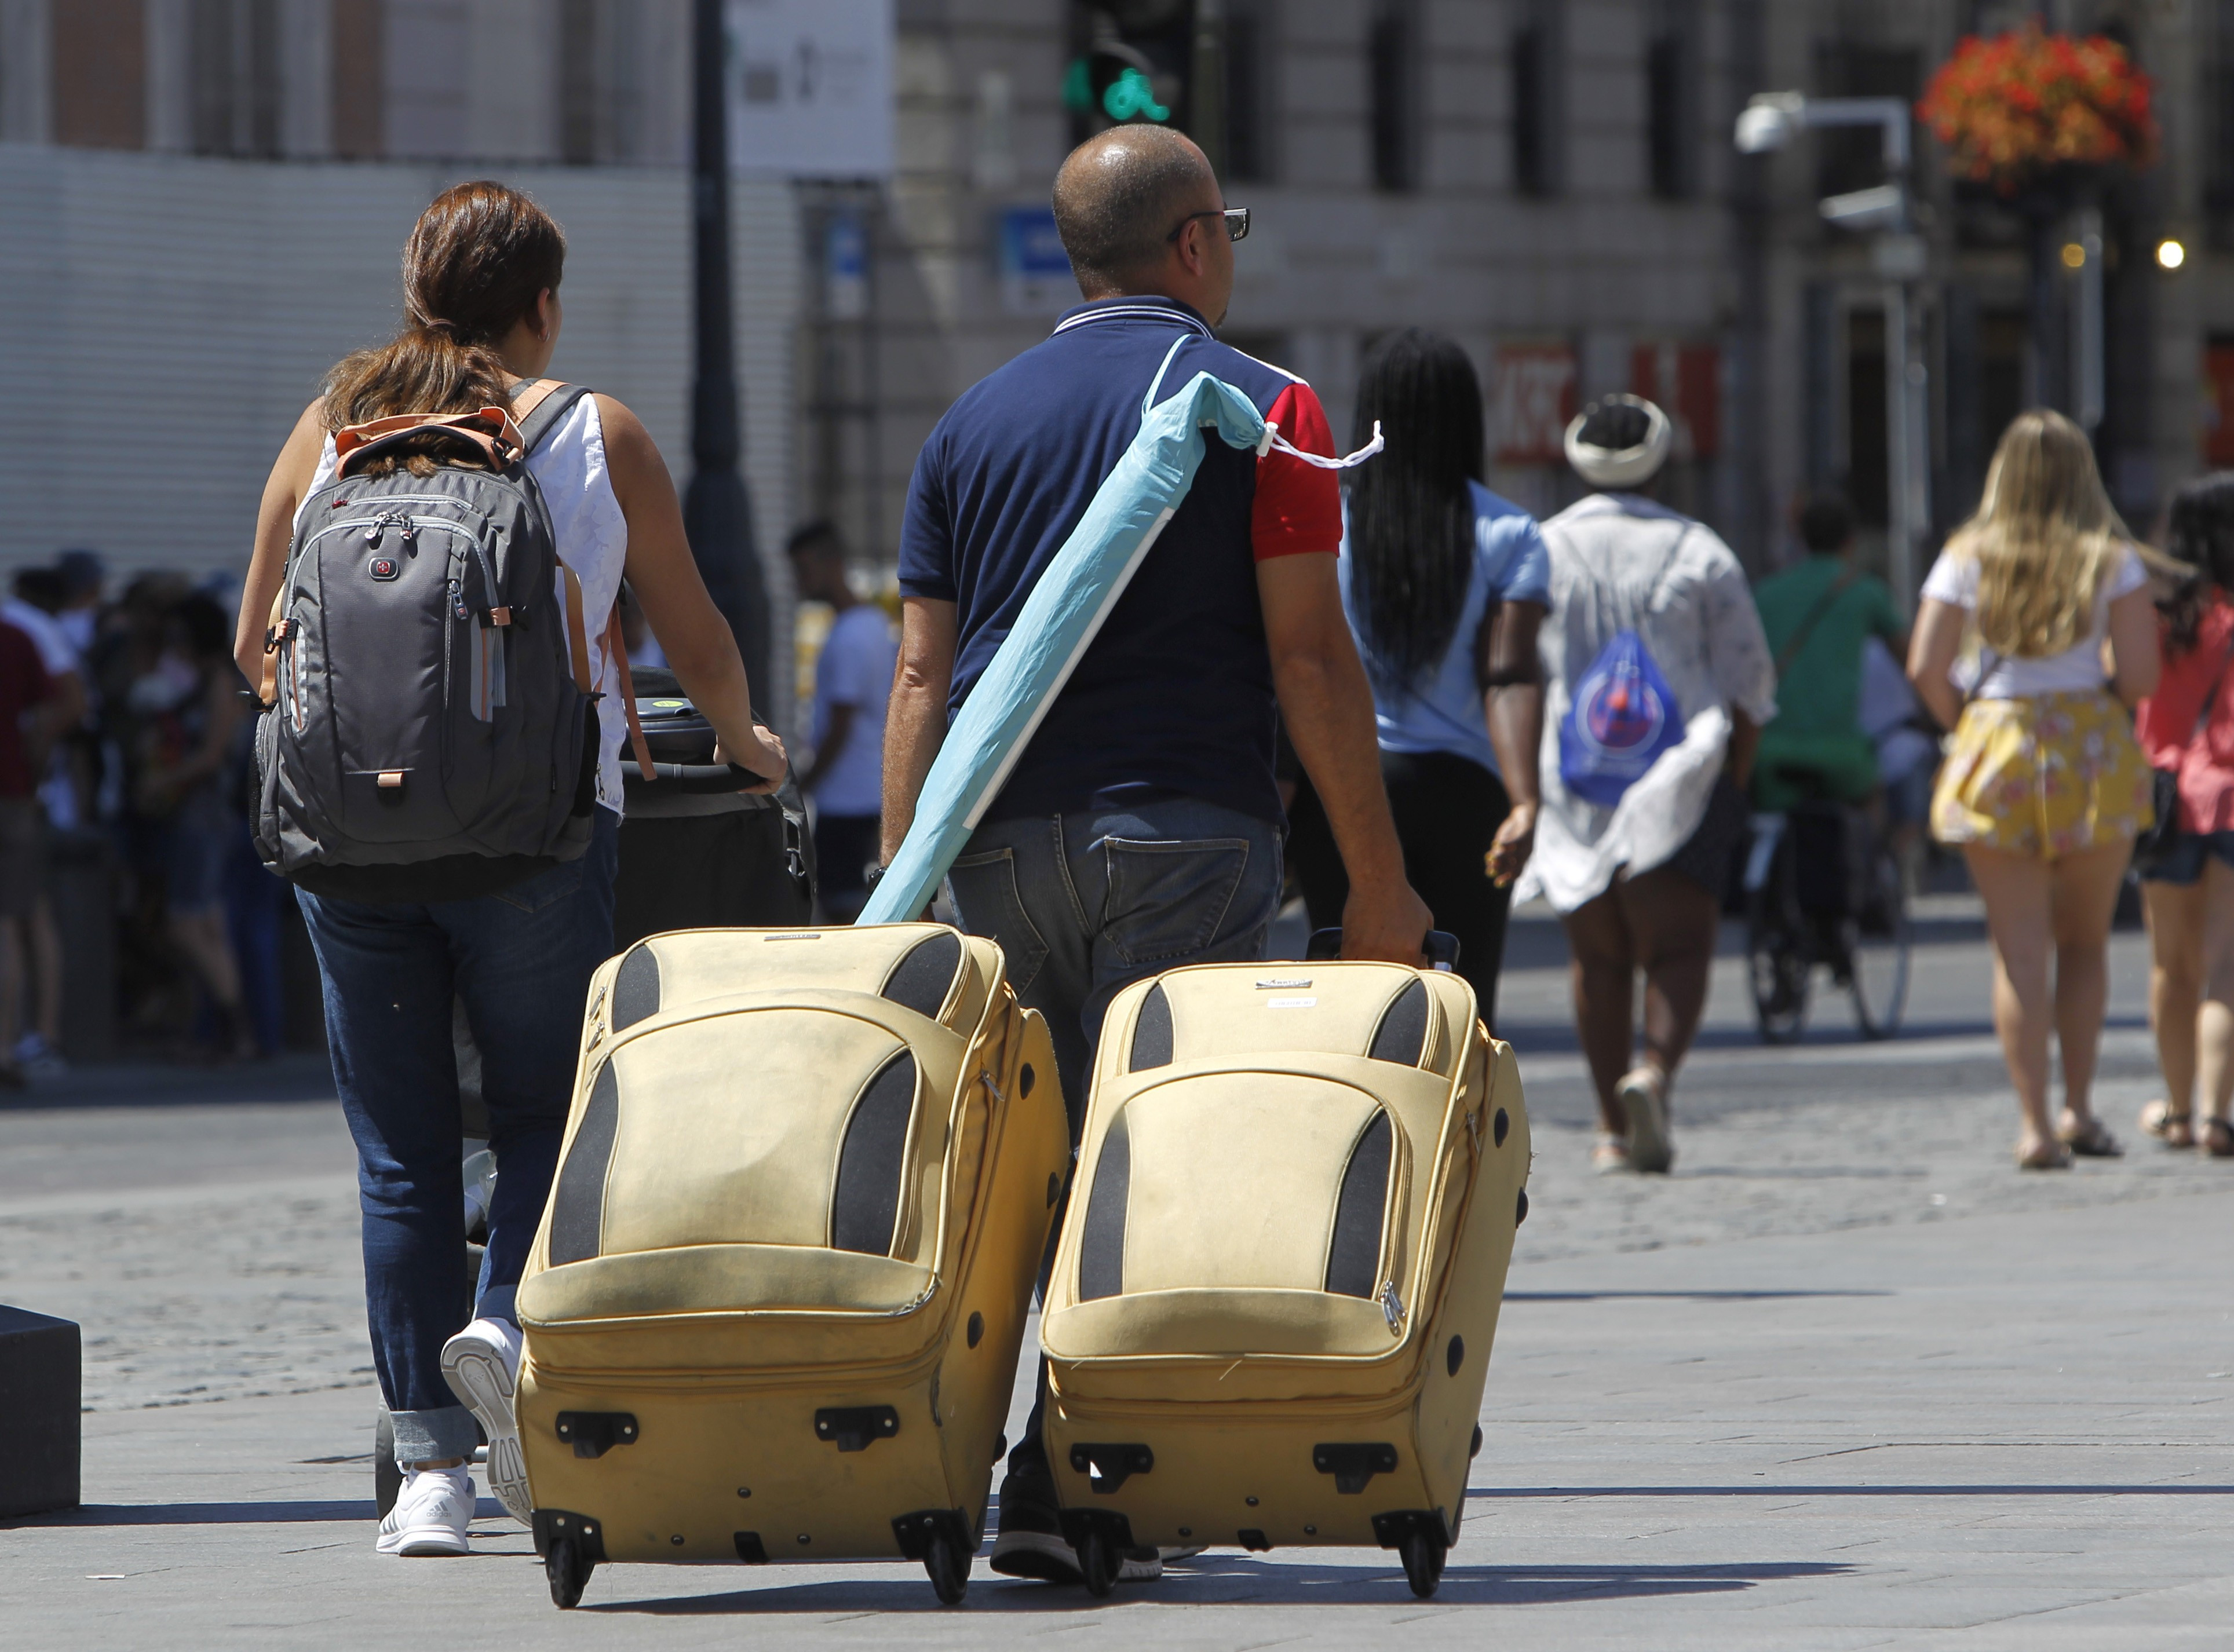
1930;689;2152;860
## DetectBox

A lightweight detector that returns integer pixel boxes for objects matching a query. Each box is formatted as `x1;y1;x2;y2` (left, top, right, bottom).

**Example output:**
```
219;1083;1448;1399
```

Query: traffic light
1066;2;1215;159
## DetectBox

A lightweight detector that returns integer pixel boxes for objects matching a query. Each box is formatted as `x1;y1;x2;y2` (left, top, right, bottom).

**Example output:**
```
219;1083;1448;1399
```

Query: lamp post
1736;92;1930;612
685;0;771;704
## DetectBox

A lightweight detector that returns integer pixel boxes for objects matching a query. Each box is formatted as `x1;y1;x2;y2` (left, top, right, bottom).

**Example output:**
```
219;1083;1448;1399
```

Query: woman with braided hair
1289;328;1549;1026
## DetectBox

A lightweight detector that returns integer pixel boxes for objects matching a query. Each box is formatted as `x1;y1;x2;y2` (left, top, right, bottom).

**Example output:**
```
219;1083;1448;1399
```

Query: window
1225;0;1273;184
331;0;385;160
1645;0;1696;199
52;0;146;150
1368;0;1421;193
384;0;469;160
1810;41;1919;201
190;0;281;158
1512;0;1563;198
2209;2;2234;226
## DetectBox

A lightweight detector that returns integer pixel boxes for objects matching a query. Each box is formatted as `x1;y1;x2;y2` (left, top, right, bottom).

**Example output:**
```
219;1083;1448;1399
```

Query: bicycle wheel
1746;890;1810;1044
1846;846;1911;1039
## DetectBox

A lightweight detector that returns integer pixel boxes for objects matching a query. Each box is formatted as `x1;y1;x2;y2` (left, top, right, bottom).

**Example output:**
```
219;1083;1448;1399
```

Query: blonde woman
1908;411;2160;1169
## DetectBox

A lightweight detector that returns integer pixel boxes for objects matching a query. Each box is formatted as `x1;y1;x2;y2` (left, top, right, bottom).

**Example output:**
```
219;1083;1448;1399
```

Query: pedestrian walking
2131;471;2234;1158
3;568;87;1074
787;520;896;921
0;611;57;1088
137;593;254;1059
885;123;1430;1584
1750;491;1908;812
1907;410;2158;1170
232;181;786;1558
1520;395;1779;1174
1287;327;1549;1026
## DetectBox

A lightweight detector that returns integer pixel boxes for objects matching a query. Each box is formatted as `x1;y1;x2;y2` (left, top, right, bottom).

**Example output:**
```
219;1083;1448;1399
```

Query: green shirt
1751;555;1903;741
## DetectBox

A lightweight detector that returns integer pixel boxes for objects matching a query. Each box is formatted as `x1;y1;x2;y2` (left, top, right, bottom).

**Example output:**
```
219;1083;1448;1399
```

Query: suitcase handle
1305;928;1459;970
629;761;783;795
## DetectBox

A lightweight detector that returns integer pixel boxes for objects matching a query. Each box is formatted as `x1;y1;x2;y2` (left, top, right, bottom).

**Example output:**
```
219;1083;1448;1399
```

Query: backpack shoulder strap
1773;566;1857;679
512;379;595;458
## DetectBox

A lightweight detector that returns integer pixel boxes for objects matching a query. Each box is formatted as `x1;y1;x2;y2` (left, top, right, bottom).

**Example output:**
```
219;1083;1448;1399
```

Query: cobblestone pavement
5;912;2231;1646
2;913;2210;1415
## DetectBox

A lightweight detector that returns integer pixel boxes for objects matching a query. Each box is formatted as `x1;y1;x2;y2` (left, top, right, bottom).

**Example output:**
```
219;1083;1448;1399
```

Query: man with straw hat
1514;394;1778;1172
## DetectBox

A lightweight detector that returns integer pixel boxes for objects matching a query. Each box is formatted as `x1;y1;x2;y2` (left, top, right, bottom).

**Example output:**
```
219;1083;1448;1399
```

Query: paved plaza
3;908;2231;1647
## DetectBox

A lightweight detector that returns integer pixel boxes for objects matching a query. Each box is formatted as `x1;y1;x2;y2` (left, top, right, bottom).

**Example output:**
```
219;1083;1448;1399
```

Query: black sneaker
988;1468;1161;1584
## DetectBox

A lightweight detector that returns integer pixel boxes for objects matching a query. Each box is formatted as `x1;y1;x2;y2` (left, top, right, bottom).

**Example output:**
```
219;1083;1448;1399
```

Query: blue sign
998;207;1069;279
996;207;1073;315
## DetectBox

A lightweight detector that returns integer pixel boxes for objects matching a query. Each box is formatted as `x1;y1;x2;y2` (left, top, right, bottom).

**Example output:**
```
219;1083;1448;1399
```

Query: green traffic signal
1063;57;1093;115
1102;65;1170;123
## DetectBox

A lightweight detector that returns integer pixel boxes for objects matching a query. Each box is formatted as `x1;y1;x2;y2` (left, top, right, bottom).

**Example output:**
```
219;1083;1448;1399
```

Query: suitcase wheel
1398;1530;1446;1600
546;1535;594;1610
1075;1527;1119;1599
923;1529;969;1605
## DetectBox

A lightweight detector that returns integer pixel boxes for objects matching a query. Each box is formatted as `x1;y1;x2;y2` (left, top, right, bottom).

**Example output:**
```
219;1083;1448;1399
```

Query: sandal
1591;1132;1631;1175
2140;1099;2197;1149
2204;1117;2234;1160
2058;1115;2124;1158
2017;1138;2072;1171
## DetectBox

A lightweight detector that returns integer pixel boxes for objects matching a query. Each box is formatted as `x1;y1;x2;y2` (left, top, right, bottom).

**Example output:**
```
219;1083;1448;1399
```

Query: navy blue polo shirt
898;296;1342;825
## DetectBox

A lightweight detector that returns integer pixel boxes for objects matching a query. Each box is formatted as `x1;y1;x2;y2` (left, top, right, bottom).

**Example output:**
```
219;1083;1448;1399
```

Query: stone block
0;1304;80;1518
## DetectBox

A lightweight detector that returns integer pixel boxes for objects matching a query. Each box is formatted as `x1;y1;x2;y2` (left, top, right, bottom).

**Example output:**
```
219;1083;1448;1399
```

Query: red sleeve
1;626;50;707
1251;382;1344;561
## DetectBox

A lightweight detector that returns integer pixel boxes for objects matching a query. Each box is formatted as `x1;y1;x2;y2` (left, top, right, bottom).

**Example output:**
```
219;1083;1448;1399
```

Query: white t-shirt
2;598;77;678
1919;544;2148;699
810;604;897;818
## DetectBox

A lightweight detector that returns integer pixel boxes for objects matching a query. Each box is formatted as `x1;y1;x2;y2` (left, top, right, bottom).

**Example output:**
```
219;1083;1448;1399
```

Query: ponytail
320;181;567;476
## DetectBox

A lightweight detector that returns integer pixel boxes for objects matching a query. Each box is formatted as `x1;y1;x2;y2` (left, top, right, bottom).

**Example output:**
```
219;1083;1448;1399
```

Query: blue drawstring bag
1558;626;1685;809
858;337;1382;927
1557;532;1691;810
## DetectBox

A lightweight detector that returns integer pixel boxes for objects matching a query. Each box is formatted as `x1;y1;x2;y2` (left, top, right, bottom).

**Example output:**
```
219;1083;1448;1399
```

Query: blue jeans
946;795;1282;1498
298;809;619;1465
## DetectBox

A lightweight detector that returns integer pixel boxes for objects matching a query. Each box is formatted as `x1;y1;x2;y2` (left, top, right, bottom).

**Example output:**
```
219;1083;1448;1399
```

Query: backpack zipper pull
449;577;468;620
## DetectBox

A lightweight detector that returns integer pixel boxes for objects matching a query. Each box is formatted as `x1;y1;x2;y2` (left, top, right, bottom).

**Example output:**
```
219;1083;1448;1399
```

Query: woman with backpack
231;182;787;1556
1287;329;1550;1026
2130;472;2234;1158
1521;395;1778;1174
1907;410;2158;1170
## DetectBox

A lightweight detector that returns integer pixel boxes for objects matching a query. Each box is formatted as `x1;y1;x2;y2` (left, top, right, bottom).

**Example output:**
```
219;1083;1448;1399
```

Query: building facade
4;0;2231;638
857;0;2228;594
0;0;802;720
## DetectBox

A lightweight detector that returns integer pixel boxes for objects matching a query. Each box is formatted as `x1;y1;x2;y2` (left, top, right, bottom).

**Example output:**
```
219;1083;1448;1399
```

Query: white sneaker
1616;1066;1674;1175
441;1318;531;1525
375;1465;473;1556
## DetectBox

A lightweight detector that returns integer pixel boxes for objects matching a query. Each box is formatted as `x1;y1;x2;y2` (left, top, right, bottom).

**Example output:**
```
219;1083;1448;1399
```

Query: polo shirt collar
1052;295;1214;339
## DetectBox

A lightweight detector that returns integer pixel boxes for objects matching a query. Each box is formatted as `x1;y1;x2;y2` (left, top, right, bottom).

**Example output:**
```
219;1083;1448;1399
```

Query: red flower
1917;25;2158;195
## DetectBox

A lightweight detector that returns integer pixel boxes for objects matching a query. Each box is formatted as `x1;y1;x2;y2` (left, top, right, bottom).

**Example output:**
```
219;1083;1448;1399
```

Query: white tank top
295;393;634;815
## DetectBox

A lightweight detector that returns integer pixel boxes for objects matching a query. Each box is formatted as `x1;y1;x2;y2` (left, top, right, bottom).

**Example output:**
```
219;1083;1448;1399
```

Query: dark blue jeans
298;809;619;1464
947;795;1283;1497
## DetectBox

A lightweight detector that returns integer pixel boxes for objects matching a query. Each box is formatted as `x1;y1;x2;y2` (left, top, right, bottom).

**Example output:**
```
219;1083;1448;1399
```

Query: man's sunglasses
1166;206;1250;244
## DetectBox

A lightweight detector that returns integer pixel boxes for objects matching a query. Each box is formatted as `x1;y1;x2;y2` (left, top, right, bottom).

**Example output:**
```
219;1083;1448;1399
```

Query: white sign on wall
726;0;895;178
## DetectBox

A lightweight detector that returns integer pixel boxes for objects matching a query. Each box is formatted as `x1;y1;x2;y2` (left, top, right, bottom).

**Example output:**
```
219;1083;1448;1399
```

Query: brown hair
321;181;567;475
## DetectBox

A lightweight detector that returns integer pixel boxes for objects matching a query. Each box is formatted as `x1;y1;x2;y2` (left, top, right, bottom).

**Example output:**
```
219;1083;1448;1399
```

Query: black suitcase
612;669;816;948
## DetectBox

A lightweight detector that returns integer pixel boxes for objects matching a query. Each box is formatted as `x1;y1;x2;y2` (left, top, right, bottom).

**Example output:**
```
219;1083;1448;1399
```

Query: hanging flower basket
1917;25;2158;197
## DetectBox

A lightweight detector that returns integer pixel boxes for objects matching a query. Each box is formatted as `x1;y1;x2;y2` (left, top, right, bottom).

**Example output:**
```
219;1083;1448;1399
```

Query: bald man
886;125;1430;1585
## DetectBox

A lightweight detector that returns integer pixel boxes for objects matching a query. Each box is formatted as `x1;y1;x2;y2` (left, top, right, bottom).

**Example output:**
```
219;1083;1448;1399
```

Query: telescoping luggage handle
1306;929;1460;970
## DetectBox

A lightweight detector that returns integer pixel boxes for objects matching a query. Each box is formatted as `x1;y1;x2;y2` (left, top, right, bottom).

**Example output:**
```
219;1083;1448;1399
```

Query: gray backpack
253;381;613;903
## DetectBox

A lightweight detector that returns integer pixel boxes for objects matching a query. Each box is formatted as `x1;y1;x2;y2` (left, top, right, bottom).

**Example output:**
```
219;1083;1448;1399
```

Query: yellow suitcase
1039;956;1530;1598
514;924;1068;1608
